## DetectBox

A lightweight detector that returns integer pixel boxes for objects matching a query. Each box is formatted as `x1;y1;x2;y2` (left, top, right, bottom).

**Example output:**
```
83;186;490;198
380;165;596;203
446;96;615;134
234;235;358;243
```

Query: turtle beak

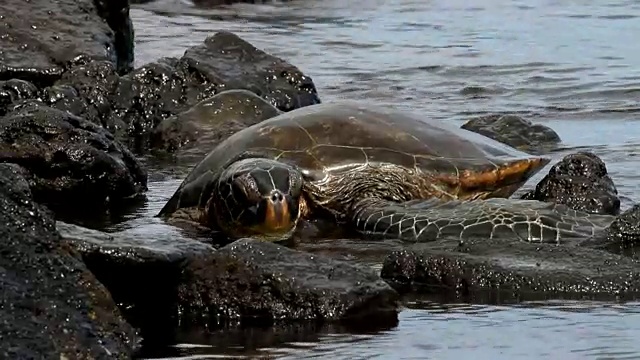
258;190;297;233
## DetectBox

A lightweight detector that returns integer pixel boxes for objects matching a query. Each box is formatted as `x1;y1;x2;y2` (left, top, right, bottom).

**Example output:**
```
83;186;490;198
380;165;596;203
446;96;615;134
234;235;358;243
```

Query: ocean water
123;0;640;358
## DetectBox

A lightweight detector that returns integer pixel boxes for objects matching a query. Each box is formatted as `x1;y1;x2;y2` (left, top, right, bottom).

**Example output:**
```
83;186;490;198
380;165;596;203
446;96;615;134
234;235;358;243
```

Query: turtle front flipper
351;198;617;243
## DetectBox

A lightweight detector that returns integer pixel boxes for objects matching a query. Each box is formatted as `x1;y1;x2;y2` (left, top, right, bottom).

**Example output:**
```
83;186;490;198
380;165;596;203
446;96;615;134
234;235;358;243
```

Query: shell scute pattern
246;104;526;185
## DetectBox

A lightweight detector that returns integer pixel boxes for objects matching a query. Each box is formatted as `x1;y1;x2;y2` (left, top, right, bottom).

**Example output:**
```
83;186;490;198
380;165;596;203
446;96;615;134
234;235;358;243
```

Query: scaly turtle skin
158;101;615;243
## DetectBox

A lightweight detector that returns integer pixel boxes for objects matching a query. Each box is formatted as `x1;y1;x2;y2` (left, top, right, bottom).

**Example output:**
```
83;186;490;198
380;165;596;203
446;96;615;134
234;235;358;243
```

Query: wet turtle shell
159;101;549;221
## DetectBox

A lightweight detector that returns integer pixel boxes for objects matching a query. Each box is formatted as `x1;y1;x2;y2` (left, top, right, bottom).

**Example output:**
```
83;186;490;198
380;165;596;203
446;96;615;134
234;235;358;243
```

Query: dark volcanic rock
93;0;136;74
0;0;134;87
522;152;620;215
461;114;561;153
0;79;39;115
57;221;215;334
0;29;320;153
0;4;315;154
178;239;399;324
601;204;640;246
178;31;320;112
111;57;191;151
0;102;147;214
51;32;319;153
46;60;127;136
380;238;640;302
60;226;399;333
151;89;282;163
579;204;640;253
43;57;189;151
0;163;137;359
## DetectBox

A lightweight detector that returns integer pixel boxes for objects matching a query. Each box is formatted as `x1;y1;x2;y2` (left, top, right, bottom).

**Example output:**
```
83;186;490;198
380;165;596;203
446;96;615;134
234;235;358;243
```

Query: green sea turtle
158;101;615;243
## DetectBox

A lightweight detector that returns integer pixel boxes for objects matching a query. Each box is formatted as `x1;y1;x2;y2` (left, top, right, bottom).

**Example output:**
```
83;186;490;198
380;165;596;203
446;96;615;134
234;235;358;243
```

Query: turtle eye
288;170;303;195
232;173;261;203
246;204;259;216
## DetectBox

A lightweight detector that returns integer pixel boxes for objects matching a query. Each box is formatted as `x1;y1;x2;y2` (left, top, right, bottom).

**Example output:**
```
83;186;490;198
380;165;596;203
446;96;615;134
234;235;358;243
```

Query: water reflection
135;299;640;359
137;314;400;359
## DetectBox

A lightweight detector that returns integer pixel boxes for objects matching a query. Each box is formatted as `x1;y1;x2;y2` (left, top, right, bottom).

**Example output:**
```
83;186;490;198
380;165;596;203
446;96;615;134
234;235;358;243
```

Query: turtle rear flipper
351;198;615;243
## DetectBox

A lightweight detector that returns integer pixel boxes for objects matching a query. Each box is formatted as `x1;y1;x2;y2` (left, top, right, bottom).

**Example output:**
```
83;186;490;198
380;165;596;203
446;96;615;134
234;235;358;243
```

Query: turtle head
209;158;304;242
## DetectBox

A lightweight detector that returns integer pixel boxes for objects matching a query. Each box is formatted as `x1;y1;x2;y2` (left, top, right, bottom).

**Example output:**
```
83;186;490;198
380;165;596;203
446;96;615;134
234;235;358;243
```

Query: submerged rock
60;225;399;334
151;89;282;163
461;114;561;153
0;102;147;214
0;0;133;87
522;152;620;215
0;163;137;358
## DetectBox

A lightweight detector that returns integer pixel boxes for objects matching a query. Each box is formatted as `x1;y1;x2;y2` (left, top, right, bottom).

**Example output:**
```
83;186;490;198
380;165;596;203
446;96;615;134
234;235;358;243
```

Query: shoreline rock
0;102;148;215
178;239;400;325
150;89;282;164
41;31;320;154
381;237;640;302
521;151;620;215
461;114;561;153
0;0;134;87
59;225;400;336
0;28;320;211
0;164;137;358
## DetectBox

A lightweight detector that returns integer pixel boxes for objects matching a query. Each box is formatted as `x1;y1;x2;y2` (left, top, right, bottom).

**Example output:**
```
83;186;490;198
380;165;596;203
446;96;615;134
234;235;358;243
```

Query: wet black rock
0;163;137;359
111;57;195;152
151;89;282;163
178;31;320;112
522;152;620;215
93;0;136;73
60;226;399;334
380;238;640;302
578;204;640;253
47;60;124;135
0;79;39;115
41;57;188;151
461;114;561;153
0;102;147;214
46;32;320;154
601;204;640;246
178;239;399;324
0;0;134;87
0;3;317;157
57;221;215;335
